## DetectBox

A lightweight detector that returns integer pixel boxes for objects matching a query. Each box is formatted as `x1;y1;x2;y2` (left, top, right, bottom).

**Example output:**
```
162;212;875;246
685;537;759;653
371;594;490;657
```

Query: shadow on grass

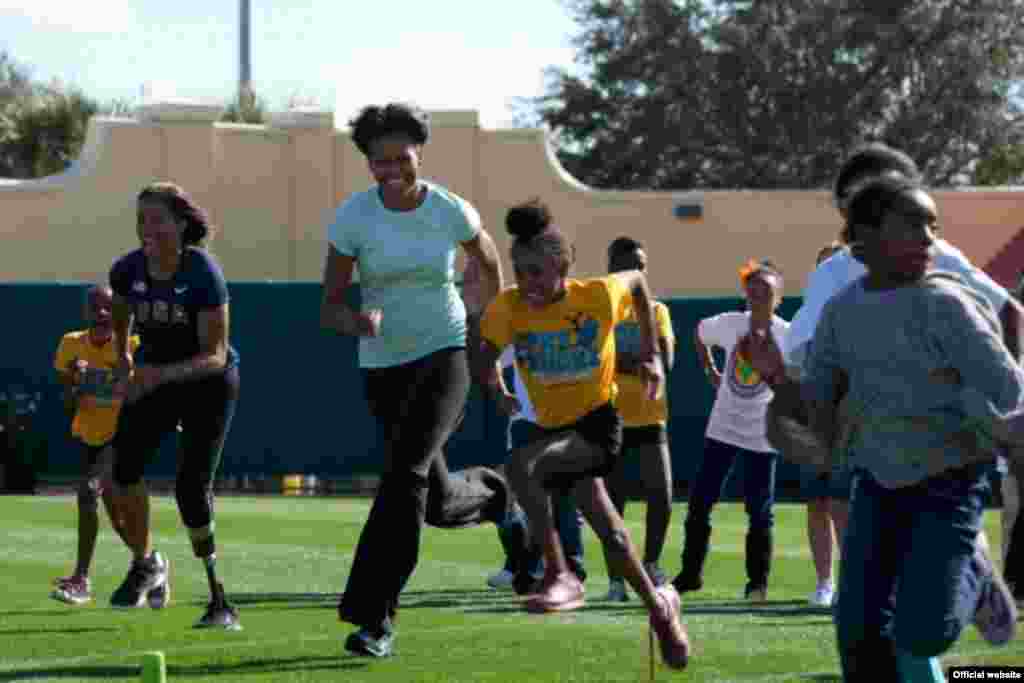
228;592;339;605
466;598;836;619
801;675;841;681
0;626;119;637
0;664;138;681
168;655;368;677
0;609;84;619
0;657;368;681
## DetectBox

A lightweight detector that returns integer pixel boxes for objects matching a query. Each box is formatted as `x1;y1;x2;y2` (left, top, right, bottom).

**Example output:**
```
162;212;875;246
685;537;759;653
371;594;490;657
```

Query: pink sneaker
649;585;690;670
51;576;92;605
524;572;585;613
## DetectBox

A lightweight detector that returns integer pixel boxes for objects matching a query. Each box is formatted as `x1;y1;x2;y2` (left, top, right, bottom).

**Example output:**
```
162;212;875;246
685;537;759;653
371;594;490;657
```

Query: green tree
0;53;99;179
535;0;1024;189
221;92;267;124
974;143;1024;185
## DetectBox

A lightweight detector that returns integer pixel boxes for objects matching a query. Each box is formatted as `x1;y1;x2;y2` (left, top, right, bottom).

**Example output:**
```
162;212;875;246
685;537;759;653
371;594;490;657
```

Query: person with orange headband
671;259;790;602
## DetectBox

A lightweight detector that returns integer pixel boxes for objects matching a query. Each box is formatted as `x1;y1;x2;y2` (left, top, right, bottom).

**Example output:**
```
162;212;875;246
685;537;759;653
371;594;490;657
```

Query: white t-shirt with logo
698;311;790;454
500;346;537;449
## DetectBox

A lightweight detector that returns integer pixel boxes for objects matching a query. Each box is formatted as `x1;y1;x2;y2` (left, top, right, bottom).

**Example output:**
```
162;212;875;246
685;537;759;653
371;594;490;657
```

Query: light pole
239;0;253;110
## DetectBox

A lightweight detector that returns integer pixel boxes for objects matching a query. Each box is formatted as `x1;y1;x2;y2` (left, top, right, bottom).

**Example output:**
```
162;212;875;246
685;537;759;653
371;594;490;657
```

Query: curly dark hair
137;182;214;247
349;103;430;156
834;143;921;205
844;174;925;240
607;236;644;259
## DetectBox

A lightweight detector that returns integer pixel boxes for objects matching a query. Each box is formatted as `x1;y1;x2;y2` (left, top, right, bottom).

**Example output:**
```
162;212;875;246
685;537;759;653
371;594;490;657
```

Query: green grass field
0;495;1020;682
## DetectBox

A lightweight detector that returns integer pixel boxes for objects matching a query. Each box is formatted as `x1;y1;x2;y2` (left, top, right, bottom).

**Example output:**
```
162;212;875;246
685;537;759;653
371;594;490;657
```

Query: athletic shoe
809;582;834;607
524;572;585;613
604;578;629;602
644;562;668;587
147;552;170;609
972;535;1018;646
649;584;690;670
745;583;768;603
194;586;242;631
487;568;515;590
110;553;167;609
671;572;703;595
51;576;91;605
344;627;394;658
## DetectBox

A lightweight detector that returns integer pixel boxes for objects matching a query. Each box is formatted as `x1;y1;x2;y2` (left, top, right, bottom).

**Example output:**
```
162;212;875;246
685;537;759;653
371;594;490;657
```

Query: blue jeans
836;465;990;680
681;438;777;589
503;420;586;579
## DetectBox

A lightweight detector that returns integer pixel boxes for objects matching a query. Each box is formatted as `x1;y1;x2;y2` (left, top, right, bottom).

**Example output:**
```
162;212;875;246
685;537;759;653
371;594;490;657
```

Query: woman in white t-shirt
671;260;790;602
320;103;523;658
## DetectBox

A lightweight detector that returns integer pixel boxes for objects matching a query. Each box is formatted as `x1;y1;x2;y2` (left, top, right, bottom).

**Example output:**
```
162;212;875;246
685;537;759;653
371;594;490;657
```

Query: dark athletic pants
338;347;512;632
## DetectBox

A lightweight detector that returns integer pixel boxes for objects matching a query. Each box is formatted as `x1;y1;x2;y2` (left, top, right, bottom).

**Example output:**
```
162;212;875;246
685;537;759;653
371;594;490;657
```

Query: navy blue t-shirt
110;247;239;368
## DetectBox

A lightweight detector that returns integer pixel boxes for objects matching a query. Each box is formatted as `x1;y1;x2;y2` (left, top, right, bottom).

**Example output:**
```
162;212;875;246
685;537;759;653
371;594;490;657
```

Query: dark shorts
799;463;853;501
622;424;668;450
542;402;623;483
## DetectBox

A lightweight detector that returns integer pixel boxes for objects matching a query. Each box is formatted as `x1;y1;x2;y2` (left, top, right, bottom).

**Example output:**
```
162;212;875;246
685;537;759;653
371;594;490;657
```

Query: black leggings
112;367;239;530
338;347;512;631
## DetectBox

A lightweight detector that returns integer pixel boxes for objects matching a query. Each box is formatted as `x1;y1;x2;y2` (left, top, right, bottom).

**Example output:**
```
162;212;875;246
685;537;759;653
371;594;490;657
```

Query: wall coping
268;108;335;130
136;100;225;124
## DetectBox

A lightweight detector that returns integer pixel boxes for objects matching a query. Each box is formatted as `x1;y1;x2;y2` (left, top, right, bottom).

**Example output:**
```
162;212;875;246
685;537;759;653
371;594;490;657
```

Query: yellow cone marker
140;651;166;683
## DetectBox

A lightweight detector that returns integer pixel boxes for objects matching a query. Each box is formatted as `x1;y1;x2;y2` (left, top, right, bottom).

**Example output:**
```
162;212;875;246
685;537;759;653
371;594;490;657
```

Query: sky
0;0;581;127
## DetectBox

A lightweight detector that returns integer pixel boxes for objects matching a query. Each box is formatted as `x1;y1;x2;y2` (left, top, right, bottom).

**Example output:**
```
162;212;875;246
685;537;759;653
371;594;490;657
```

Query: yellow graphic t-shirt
53;330;140;446
615;299;674;428
481;276;630;429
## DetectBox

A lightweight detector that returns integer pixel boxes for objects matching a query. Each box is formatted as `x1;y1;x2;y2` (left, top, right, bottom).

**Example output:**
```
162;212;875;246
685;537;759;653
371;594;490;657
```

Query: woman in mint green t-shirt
320;102;522;658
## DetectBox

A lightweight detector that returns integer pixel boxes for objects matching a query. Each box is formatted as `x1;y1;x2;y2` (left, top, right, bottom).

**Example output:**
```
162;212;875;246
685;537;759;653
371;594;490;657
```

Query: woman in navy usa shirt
108;182;240;630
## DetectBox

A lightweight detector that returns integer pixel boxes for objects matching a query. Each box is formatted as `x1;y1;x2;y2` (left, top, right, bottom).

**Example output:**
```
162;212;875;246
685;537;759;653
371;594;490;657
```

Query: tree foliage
535;0;1024;189
0;52;99;179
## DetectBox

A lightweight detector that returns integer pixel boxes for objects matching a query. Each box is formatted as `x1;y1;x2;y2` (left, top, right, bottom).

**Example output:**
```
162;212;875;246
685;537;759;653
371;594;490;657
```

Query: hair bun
506;199;551;242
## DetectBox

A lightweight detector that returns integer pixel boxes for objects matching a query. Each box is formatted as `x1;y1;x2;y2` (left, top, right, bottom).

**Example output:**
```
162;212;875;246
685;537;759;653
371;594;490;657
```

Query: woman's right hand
352;309;382;337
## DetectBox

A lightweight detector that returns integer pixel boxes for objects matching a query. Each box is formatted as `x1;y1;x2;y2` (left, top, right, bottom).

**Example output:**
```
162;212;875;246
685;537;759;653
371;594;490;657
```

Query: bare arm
473;338;507;402
659;334;675;374
693;328;719;386
611;270;663;399
112;294;134;362
611;270;657;357
461;229;503;311
320;245;359;335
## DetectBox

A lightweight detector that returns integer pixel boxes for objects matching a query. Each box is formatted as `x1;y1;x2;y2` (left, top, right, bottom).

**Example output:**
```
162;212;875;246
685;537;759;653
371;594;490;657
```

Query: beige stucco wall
3;103;1023;296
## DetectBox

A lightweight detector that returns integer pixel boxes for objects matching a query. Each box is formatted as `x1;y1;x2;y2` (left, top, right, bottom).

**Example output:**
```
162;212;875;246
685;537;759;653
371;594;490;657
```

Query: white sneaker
809;582;834;607
486;569;515;590
604;578;629;602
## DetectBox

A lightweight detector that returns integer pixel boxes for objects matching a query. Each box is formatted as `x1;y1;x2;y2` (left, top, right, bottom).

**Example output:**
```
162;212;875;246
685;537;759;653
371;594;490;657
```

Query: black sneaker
645;562;668;587
671;572;703;595
110;554;167;609
146;552;170;609
344;627;394;658
194;583;242;631
744;582;768;603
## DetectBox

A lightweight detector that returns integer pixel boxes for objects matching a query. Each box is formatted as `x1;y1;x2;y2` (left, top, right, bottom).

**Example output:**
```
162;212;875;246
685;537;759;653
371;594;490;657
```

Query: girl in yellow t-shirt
51;285;135;605
477;200;689;670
